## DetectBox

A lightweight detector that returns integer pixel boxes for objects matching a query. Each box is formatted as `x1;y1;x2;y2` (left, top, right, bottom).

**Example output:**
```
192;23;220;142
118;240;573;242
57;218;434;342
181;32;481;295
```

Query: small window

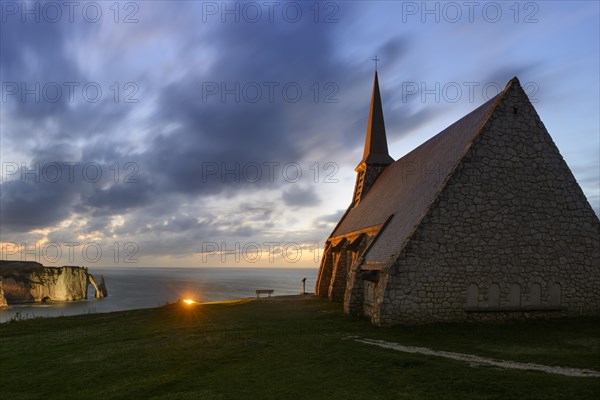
530;283;542;306
550;283;562;307
509;283;521;307
466;284;479;307
488;284;500;307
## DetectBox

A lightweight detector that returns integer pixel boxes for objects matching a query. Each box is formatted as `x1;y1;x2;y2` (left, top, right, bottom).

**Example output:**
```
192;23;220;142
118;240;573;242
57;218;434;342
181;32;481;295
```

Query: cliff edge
0;260;107;307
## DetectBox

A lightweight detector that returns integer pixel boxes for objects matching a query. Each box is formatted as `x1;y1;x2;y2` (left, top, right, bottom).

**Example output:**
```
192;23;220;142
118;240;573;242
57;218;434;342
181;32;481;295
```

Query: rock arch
88;274;108;298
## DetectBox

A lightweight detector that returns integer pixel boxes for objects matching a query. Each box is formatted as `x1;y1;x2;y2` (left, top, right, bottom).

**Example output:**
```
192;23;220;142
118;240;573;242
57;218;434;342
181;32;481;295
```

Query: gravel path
352;337;600;378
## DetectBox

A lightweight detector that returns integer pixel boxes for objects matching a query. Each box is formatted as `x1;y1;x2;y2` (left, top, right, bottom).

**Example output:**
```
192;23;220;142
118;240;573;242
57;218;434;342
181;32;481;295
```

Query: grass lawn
1;296;599;399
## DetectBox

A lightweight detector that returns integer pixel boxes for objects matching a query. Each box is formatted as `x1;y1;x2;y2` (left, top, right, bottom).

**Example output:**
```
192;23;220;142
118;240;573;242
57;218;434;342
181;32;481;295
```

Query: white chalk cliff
0;261;107;306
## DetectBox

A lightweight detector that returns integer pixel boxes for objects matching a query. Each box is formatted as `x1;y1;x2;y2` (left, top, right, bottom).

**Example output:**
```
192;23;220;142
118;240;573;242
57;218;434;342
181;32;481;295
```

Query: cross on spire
372;56;380;71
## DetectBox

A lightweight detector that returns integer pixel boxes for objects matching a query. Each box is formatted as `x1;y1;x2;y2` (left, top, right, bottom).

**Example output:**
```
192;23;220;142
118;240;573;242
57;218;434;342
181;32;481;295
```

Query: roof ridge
326;203;355;240
357;85;506;210
393;85;509;168
330;77;522;262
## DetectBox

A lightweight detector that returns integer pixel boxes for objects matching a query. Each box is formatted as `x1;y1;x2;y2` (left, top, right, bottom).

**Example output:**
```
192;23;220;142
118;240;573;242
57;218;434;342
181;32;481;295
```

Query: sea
0;267;318;323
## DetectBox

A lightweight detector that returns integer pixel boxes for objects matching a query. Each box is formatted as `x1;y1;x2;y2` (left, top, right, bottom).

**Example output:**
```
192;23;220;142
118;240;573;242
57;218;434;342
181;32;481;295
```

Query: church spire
357;71;394;169
352;70;394;205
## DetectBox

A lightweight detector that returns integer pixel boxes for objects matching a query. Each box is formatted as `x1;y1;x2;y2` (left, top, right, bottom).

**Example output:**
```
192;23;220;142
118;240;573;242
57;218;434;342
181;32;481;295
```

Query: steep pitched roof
358;71;395;167
331;78;520;264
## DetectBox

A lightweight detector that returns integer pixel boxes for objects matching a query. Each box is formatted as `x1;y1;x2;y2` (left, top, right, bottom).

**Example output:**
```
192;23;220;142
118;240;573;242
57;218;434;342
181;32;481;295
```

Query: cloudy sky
1;1;598;268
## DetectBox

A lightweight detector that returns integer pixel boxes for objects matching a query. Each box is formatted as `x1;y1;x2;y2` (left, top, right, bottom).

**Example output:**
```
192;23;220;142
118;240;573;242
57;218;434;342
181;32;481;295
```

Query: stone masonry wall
374;81;600;325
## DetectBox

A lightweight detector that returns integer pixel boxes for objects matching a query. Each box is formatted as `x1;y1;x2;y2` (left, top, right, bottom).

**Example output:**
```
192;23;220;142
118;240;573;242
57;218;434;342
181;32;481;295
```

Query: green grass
1;297;599;399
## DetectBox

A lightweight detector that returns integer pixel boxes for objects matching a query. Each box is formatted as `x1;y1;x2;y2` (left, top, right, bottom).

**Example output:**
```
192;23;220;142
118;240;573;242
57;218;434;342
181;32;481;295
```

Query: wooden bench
256;289;274;298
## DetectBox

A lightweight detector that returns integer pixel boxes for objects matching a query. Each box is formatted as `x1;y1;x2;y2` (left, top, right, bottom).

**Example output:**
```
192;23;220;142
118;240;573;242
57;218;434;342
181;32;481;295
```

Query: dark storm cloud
0;17;80;119
142;95;295;196
0;16;134;144
0;1;431;246
83;180;154;213
0;179;77;232
0;159;154;232
282;186;321;208
139;14;347;197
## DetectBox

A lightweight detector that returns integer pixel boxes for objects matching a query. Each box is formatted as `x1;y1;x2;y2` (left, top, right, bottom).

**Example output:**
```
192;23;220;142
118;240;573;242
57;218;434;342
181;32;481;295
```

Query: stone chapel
315;72;600;325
